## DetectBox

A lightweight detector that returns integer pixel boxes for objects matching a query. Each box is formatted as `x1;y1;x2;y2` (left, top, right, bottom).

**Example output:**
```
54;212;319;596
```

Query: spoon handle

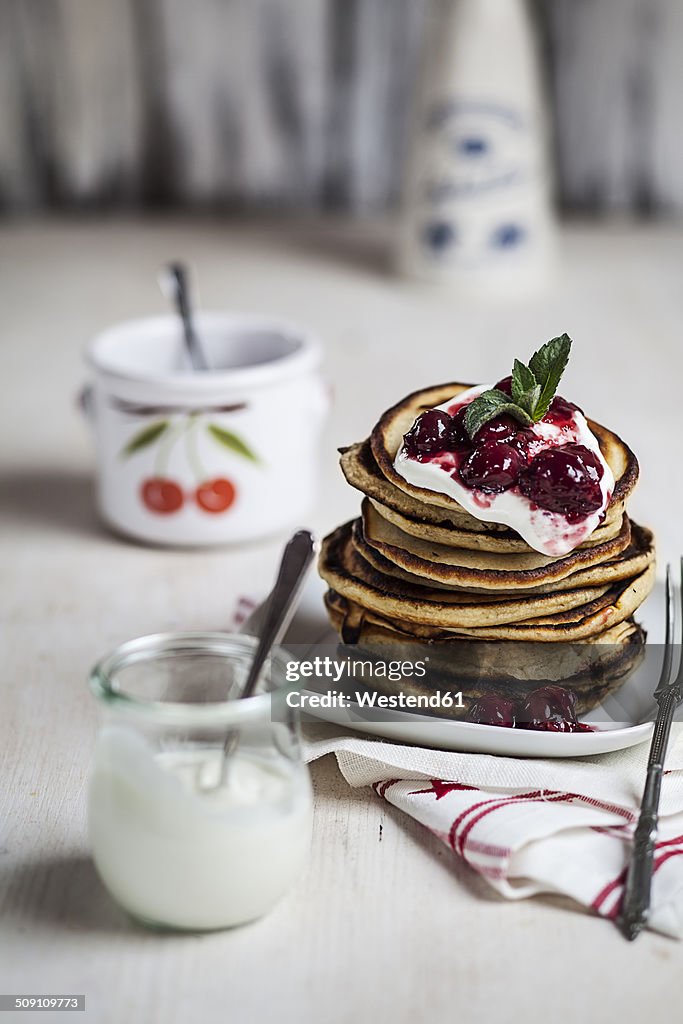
210;530;317;784
166;262;209;371
239;530;317;705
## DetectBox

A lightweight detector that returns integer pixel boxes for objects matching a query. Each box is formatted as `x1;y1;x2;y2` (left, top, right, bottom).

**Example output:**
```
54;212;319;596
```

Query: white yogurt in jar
88;727;313;930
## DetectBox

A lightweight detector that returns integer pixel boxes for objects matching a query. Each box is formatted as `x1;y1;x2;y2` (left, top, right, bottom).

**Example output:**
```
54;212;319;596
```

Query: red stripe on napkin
233;595;257;627
594;838;683;917
451;791;573;856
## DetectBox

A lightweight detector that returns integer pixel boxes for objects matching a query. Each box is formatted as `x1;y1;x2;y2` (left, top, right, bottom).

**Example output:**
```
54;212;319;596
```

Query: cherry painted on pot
196;478;237;513
141;478;184;514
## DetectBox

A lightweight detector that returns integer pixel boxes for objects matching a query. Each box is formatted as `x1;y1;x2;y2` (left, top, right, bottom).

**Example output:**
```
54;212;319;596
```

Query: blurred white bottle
398;0;555;294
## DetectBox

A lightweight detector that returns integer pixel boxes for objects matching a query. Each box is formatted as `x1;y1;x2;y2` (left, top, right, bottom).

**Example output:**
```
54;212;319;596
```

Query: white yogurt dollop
394;384;615;557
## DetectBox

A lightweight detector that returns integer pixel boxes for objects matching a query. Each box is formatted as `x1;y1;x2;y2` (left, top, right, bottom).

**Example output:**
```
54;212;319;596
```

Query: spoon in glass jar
200;529;317;791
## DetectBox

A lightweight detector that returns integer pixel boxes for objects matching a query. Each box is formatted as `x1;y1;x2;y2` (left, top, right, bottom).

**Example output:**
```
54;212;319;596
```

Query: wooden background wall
1;0;682;215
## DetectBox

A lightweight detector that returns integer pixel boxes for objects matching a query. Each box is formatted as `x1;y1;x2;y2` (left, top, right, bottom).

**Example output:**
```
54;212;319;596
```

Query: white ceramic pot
84;313;328;546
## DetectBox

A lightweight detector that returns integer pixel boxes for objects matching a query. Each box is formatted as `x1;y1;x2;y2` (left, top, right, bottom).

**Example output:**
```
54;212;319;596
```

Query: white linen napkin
302;723;683;938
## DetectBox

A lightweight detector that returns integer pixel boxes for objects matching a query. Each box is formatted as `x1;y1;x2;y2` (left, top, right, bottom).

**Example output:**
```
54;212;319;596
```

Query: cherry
546;395;581;425
518;685;580;732
403;409;453;457
141;477;184;514
196;477;236;513
473;413;519;446
449;407;471;451
459;440;521;493
519;443;603;516
467;695;515;728
466;685;595;732
512;428;546;465
494;375;513;395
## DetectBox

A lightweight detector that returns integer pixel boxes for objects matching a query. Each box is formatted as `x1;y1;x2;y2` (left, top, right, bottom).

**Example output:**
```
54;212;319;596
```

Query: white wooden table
2;218;682;1024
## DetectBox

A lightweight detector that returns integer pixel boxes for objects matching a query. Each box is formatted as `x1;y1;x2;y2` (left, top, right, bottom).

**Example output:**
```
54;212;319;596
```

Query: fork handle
620;764;662;939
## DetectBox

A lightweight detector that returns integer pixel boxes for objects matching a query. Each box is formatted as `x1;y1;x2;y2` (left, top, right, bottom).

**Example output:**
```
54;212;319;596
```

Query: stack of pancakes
319;383;656;714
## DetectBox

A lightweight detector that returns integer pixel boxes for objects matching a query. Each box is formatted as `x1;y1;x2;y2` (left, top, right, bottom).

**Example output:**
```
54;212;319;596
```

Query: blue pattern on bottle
492;224;526;248
458;136;489;156
423;221;456;252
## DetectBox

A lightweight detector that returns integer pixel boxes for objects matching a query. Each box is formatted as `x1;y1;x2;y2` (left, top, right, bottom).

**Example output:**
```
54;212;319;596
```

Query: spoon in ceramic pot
200;529;317;792
159;261;209;371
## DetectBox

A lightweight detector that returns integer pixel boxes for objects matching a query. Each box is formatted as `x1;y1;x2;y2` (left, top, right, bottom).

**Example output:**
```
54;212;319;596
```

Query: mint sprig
528;334;572;419
511;358;540;411
464;334;572;440
463;389;532;438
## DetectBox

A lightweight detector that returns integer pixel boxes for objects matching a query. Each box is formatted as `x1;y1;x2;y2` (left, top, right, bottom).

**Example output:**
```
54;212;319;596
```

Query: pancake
367;494;624;551
324;593;645;716
344;585;643;638
356;524;655;598
390;566;654;640
356;507;655;598
369;381;639;519
322;553;655;641
326;588;641;648
341;440;624;551
318;520;652;632
359;500;640;590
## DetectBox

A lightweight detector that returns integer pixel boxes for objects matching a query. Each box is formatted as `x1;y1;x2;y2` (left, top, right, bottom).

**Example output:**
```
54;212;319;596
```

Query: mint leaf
464;389;533;439
463;334;572;439
208;423;260;463
120;419;169;457
528;333;572;419
511;358;541;415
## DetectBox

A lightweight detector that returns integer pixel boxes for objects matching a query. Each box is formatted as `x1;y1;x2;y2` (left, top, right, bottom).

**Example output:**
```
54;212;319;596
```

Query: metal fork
620;561;680;940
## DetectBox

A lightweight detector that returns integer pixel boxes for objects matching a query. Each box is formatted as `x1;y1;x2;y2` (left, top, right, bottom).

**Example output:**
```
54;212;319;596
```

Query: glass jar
88;632;312;931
